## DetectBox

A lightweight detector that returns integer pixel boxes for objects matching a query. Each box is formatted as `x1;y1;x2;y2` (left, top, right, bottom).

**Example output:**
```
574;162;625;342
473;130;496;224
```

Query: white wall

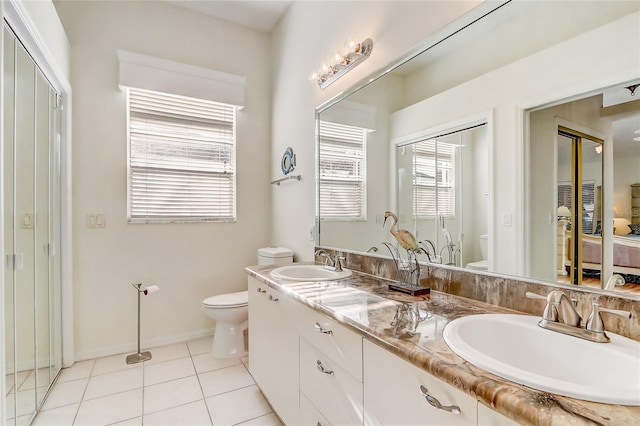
270;0;482;261
55;1;272;359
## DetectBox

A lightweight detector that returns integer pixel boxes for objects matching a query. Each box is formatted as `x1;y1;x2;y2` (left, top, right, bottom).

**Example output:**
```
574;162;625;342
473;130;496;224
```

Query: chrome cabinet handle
314;322;333;335
419;385;460;414
268;294;278;302
257;288;266;293
316;360;334;376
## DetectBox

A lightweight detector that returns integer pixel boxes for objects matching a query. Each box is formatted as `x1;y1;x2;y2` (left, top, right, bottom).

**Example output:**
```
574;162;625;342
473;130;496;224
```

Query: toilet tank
257;247;294;265
479;234;488;260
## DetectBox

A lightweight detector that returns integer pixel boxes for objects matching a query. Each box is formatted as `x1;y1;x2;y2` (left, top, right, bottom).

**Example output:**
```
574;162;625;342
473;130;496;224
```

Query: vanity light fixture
309;37;373;89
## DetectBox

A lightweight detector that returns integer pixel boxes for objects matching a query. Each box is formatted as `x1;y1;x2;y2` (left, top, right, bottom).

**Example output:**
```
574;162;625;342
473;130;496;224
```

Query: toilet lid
203;291;248;308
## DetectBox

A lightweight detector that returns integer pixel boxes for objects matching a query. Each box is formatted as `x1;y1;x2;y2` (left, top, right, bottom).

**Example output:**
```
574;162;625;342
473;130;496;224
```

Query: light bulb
321;63;329;72
308;72;318;82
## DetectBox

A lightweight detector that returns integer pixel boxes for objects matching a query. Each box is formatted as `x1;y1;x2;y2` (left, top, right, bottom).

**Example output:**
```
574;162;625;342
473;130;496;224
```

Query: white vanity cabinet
294;300;364;425
363;339;478;426
247;278;299;425
477;403;519;426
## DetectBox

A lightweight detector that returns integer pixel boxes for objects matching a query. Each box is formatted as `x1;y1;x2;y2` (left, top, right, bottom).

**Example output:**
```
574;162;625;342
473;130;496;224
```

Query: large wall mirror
316;0;640;295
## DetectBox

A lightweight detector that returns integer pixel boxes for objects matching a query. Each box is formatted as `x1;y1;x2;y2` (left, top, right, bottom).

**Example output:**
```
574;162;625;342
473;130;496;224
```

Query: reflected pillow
629;223;640;235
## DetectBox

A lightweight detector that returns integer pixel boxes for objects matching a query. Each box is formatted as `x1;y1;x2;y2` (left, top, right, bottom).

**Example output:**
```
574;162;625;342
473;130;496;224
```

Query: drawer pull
257;288;266;293
314;322;333;335
316;360;334;376
268;294;279;302
419;385;460;414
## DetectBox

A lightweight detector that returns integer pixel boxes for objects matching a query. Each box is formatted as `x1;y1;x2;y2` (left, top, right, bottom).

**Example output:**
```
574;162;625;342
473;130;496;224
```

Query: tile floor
29;336;282;426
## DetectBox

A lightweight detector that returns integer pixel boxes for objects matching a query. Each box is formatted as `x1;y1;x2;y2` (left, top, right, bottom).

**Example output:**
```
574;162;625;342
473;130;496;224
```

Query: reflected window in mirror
319;121;368;220
412;140;455;218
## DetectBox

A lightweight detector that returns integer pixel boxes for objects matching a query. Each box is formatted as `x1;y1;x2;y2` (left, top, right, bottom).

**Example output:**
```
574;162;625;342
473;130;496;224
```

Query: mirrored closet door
4;21;62;425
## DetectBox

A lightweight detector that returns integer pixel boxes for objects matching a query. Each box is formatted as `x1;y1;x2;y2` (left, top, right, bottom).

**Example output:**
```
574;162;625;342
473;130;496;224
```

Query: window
127;88;236;223
319;121;367;220
412;140;455;217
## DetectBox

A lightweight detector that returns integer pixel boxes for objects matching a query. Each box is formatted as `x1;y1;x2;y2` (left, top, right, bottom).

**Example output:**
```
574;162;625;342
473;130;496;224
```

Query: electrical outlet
308;225;315;241
503;213;512;227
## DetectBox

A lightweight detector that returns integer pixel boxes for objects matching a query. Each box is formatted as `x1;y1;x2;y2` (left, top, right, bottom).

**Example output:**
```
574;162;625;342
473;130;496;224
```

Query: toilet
466;234;488;271
202;247;293;358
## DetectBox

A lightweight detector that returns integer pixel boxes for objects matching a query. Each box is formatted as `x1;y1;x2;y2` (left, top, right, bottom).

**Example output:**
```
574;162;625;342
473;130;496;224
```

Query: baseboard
73;328;215;363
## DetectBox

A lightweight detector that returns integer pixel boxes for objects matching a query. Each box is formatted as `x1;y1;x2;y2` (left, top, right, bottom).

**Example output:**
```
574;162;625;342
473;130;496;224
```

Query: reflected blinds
557;181;596;232
412;140;455;217
319;121;367;219
127;88;236;222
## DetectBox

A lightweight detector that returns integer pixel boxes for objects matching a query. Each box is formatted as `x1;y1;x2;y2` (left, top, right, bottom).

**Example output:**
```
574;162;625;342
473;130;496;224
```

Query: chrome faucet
333;254;346;272
314;249;333;267
526;290;632;343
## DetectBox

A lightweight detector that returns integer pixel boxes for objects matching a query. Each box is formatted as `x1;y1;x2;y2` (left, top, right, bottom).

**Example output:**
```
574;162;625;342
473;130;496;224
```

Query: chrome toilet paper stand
126;282;152;364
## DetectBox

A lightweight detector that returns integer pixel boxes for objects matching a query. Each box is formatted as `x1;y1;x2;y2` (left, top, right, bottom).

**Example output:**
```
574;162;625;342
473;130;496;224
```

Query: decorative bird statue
383;211;421;253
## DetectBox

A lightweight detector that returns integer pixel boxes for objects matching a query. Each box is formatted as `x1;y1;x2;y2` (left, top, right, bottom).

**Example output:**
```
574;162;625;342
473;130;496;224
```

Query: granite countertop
245;264;640;426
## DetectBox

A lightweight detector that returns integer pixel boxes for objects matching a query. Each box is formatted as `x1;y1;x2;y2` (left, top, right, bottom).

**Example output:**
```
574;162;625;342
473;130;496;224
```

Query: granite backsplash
316;247;640;342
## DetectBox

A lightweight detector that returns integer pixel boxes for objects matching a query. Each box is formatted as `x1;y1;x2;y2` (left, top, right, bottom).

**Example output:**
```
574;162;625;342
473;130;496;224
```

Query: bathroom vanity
245;264;640;425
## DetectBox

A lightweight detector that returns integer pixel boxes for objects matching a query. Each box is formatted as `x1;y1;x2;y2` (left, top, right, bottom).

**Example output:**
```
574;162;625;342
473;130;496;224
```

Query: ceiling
166;0;292;32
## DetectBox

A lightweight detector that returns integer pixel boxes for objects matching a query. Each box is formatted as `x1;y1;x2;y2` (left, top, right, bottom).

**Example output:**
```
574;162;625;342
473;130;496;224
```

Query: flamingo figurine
383;211;421;253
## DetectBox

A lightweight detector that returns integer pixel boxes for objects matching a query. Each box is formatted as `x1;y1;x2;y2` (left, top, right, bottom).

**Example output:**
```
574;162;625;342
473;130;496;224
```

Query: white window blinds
319;121;367;220
127;88;236;223
412;140;455;217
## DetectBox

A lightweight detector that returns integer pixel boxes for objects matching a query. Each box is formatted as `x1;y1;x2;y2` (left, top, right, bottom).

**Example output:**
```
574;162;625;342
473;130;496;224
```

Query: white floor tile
57;360;95;383
74;388;142;426
205;385;272;425
143;400;212;425
16;413;34;425
145;343;190;365
110;417;142;425
144;356;196;386
143;375;203;415
187;336;214;356
237;412;283;426
41;378;88;411
6;388;37;418
92;353;142;377
198;364;255;397
84;368;143;400
32;403;79;425
191;352;241;374
240;356;249;365
6;370;31;395
17;370;36;391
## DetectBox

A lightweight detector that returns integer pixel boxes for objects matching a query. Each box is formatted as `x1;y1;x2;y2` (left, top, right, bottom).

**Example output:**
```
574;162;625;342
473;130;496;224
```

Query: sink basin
270;264;352;282
443;314;640;405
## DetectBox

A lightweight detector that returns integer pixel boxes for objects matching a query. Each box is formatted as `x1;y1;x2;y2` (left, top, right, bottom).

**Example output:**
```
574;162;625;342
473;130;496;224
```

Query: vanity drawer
300;391;332;426
300;338;363;426
295;304;363;381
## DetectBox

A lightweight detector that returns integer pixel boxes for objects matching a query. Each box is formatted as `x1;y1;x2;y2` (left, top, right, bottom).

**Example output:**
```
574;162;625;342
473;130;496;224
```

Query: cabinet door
477;403;518;426
247;278;299;425
363;339;477;426
300;391;332;426
300;338;363;426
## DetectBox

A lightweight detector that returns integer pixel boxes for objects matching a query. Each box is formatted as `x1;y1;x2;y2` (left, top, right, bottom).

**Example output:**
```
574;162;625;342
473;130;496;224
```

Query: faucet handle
586;302;632;333
334;255;346;272
525;292;546;301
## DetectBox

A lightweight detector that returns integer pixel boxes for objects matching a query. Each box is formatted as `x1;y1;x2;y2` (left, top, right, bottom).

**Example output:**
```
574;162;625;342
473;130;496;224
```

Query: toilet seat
203;291;248;308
